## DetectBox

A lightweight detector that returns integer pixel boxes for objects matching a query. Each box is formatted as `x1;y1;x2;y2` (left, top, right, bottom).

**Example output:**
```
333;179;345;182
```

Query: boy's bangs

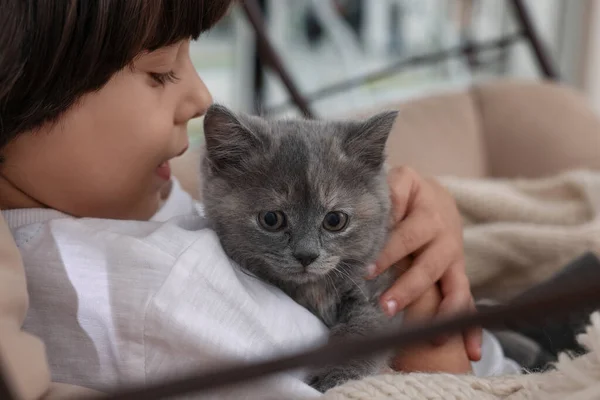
140;0;234;51
0;0;234;143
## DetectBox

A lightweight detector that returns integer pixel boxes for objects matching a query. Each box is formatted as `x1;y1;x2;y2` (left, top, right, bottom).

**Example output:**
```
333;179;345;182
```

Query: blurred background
187;0;598;145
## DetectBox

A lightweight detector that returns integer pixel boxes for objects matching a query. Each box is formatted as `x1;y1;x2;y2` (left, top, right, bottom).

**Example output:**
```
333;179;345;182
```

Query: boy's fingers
387;167;415;222
368;210;437;279
437;269;482;361
465;323;483;362
379;240;449;314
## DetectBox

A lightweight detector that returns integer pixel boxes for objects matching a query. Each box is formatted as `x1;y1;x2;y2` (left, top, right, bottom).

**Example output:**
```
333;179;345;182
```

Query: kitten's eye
323;211;349;232
258;211;287;231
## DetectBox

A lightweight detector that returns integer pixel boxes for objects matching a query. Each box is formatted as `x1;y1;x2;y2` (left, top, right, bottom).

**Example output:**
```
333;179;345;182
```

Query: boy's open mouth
156;145;189;181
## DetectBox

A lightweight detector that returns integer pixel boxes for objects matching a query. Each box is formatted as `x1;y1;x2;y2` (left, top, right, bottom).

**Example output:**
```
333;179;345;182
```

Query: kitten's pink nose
294;251;319;267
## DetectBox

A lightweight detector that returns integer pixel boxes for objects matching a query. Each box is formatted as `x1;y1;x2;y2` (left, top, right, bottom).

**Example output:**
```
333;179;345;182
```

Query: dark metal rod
240;0;315;118
98;254;600;400
251;0;267;115
266;32;524;115
508;0;559;80
458;0;479;70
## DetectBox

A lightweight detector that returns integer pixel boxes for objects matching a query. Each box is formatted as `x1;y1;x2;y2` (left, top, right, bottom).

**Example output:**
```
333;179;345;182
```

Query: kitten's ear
343;110;398;169
203;104;267;173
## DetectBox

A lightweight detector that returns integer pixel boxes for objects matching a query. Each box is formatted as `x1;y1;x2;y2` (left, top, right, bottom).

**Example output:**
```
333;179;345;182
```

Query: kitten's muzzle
293;250;319;267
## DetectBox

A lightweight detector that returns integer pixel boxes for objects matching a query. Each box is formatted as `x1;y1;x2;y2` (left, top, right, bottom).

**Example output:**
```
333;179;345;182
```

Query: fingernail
366;263;377;279
384;299;397;316
471;347;482;362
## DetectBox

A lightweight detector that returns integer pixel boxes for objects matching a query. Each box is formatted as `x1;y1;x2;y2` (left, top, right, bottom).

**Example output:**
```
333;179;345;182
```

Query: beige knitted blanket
448;169;600;300
321;169;600;400
323;312;600;400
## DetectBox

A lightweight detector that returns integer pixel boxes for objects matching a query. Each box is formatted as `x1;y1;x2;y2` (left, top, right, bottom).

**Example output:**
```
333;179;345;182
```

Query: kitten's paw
308;368;363;393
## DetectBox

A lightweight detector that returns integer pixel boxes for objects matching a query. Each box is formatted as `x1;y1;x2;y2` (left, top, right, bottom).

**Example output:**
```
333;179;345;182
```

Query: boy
0;1;499;398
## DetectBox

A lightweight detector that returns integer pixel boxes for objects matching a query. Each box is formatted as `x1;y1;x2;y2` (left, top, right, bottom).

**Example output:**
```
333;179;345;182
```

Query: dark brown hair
0;0;234;149
0;0;25;100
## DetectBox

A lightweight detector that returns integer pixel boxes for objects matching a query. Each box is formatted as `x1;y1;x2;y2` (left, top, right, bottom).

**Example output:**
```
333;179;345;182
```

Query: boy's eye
149;71;180;85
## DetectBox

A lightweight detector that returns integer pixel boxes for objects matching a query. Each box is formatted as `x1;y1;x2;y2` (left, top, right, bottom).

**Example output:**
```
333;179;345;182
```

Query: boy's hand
367;166;482;361
392;284;473;374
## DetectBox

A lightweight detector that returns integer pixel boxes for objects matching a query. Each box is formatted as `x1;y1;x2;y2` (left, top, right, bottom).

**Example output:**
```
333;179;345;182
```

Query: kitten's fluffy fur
201;105;400;392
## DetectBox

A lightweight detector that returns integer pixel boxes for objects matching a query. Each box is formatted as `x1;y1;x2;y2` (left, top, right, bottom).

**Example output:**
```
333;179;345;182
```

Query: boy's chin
119;192;164;221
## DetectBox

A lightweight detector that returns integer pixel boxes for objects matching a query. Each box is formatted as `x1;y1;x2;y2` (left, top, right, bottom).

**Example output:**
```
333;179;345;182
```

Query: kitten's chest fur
282;270;394;328
289;280;344;327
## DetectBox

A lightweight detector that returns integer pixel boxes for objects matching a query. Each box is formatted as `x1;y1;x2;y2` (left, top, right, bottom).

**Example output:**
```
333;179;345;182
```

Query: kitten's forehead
263;120;365;209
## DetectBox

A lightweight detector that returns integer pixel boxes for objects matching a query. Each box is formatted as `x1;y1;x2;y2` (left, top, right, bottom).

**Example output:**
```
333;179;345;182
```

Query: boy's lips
156;145;189;181
176;144;189;157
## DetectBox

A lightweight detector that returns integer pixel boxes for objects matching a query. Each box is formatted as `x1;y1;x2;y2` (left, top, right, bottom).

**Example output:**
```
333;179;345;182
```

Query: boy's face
0;40;211;219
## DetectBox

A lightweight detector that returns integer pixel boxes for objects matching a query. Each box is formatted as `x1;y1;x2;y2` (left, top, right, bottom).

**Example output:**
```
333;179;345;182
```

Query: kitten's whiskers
334;267;368;302
325;274;340;303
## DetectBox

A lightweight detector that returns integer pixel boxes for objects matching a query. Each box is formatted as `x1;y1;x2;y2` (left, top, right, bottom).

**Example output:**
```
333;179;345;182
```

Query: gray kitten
201;104;400;393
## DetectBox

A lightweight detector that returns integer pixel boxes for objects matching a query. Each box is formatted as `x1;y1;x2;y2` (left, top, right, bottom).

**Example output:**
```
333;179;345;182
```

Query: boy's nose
189;75;212;118
175;61;213;124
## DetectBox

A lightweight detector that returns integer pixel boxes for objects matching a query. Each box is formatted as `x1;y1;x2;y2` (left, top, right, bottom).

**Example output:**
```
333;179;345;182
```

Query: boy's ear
203;104;267;174
342;110;398;169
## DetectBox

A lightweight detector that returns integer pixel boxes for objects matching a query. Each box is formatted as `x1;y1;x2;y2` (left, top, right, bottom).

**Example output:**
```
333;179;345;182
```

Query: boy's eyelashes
149;71;180;85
